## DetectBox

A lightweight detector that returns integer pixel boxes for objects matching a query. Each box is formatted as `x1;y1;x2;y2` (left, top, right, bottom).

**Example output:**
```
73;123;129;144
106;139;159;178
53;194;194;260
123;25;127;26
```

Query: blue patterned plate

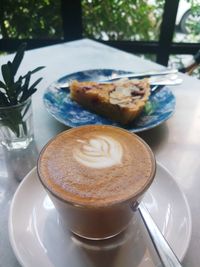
43;69;176;132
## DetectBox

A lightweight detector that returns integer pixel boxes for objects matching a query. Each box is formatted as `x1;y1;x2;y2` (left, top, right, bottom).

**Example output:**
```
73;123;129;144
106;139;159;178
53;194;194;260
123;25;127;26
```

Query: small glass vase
0;98;34;150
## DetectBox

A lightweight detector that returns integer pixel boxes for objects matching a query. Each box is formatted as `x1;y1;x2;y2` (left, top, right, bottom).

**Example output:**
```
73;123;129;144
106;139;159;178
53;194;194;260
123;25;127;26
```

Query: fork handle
107;69;178;80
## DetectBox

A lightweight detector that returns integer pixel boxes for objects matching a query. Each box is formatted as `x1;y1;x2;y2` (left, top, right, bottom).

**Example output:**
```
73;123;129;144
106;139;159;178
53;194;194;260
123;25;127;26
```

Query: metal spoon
138;202;182;267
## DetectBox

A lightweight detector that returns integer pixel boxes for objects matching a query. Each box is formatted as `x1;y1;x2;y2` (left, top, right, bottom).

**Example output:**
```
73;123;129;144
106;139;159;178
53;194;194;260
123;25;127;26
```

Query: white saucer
9;162;192;267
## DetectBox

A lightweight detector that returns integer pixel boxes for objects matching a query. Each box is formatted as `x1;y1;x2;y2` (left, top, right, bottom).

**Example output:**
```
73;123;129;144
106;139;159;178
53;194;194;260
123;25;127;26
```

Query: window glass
82;0;165;41
0;0;63;39
173;0;200;43
169;54;200;79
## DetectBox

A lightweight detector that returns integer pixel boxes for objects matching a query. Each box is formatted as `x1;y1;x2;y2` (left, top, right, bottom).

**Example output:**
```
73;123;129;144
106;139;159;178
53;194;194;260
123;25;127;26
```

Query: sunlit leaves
82;0;165;41
0;0;62;39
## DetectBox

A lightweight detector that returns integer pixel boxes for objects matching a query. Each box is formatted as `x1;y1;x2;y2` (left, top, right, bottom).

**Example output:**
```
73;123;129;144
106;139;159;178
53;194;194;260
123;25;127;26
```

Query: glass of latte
37;125;156;240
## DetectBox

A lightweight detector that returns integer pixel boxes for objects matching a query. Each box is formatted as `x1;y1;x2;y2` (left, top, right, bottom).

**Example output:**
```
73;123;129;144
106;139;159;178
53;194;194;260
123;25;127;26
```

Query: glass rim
0;97;31;110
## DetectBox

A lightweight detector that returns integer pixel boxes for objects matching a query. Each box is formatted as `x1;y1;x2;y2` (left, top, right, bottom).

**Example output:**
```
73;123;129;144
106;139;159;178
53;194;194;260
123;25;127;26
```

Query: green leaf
0;81;6;89
28;77;43;91
1;65;9;86
0;91;9;106
1;64;13;87
15;76;23;95
23;71;31;92
20;77;42;102
7;61;14;82
0;42;44;106
29;66;45;75
20;88;37;102
1;63;18;104
11;43;27;76
21;66;45;79
13;81;23;101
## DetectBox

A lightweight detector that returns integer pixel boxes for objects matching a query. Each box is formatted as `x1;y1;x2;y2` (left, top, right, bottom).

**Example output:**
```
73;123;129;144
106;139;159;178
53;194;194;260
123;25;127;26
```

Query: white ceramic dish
9;162;191;267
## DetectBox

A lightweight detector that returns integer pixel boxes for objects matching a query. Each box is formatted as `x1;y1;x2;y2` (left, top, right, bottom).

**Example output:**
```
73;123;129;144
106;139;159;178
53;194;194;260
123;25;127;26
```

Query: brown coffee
38;125;155;206
37;125;156;239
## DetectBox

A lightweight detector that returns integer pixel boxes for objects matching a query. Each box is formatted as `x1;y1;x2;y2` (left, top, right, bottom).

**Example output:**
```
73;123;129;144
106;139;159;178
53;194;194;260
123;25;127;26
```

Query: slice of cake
69;78;150;125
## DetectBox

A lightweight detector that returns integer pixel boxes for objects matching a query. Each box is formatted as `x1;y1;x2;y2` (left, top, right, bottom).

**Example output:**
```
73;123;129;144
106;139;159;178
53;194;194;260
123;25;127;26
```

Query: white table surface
1;38;200;267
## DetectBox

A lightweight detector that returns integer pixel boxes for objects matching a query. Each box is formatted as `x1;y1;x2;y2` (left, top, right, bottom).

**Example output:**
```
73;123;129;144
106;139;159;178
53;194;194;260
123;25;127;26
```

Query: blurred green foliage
0;0;165;41
187;1;200;35
0;0;199;43
0;0;62;39
82;0;165;41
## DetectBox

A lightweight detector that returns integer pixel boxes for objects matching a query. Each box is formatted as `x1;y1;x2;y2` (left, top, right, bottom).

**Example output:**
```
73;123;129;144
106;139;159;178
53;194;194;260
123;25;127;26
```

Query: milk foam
73;135;123;168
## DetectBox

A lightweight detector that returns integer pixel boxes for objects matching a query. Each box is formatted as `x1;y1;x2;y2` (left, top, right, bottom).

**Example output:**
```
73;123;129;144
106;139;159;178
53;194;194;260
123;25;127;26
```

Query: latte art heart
73;135;123;168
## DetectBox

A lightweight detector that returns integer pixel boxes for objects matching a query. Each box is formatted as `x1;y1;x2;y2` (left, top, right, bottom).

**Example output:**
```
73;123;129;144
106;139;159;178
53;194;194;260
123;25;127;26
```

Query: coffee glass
37;125;156;240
